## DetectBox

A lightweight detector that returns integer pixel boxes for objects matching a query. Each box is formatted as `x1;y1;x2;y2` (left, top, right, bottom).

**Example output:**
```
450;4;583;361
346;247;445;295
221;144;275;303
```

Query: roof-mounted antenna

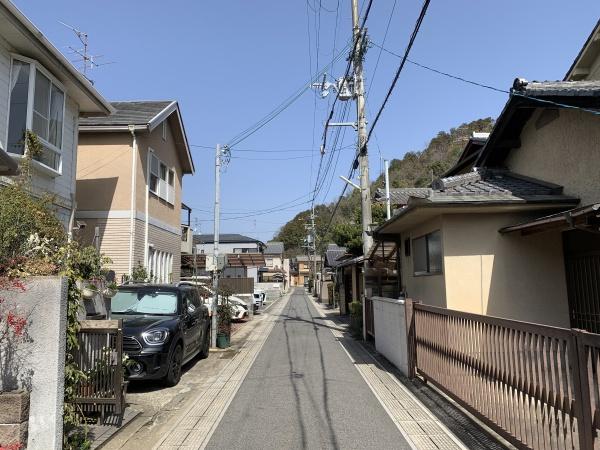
60;21;115;83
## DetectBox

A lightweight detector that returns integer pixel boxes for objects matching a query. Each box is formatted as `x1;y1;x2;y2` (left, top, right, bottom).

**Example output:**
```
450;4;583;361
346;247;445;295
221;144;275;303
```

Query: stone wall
0;276;67;449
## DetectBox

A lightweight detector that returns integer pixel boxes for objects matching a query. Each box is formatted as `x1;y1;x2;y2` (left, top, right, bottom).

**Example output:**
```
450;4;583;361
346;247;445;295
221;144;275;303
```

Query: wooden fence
219;277;254;295
72;320;126;421
410;303;600;450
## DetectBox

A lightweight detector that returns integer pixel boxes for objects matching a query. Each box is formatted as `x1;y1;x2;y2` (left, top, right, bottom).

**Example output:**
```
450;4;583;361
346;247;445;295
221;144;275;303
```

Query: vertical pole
211;144;221;348
352;0;373;340
384;159;391;220
312;207;317;298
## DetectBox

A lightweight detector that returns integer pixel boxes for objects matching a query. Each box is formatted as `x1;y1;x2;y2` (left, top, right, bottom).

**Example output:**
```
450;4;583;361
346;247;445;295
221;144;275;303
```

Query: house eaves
80;101;194;175
475;79;600;168
0;0;113;115
565;19;600;81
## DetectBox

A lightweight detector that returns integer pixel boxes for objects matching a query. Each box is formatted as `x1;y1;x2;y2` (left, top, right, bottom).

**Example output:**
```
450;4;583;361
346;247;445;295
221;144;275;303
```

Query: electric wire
321;0;374;152
366;0;431;145
366;0;397;96
371;40;600;117
225;41;351;149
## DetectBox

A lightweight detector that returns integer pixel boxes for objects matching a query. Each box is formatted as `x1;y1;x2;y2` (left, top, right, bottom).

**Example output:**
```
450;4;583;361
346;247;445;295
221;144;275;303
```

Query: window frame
411;230;443;276
147;150;175;205
6;54;66;175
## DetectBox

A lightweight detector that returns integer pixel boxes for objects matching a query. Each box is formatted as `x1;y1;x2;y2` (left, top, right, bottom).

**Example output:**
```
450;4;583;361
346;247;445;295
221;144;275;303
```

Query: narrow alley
206;288;409;449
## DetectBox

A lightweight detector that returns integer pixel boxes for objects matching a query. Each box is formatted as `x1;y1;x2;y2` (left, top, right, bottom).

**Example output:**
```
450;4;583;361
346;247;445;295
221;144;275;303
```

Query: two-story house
0;0;112;224
261;241;290;284
76;101;194;282
194;233;265;255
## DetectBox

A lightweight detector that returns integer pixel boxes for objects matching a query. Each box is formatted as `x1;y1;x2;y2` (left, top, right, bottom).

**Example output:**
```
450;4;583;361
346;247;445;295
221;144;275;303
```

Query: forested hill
275;117;495;257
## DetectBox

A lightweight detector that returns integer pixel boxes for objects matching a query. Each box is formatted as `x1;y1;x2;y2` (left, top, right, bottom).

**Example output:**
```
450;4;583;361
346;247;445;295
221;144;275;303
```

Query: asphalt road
206;288;410;450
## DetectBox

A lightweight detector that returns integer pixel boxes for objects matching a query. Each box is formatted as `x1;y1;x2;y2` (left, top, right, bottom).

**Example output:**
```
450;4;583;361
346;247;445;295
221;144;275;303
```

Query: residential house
261;241;288;284
194;233;265;255
0;0;112;225
194;233;266;281
320;243;346;305
293;255;323;287
373;73;600;330
76;101;195;283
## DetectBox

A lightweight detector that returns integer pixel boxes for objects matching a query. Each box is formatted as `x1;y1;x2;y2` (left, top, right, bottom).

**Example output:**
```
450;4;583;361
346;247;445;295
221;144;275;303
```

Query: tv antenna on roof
59;21;114;83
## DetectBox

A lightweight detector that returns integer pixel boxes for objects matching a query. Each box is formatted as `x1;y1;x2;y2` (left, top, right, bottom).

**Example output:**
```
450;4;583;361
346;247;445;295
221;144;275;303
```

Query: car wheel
199;325;210;359
164;344;183;386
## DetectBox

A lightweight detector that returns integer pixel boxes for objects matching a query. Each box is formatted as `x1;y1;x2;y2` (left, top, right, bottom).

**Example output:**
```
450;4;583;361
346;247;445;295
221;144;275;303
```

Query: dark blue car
111;283;210;386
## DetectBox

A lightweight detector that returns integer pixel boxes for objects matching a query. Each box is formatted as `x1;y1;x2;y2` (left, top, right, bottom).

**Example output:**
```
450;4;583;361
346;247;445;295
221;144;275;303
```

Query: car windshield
112;290;178;315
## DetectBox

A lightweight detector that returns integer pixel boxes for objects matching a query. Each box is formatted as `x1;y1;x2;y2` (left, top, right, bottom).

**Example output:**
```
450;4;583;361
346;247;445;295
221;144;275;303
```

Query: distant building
194;233;264;255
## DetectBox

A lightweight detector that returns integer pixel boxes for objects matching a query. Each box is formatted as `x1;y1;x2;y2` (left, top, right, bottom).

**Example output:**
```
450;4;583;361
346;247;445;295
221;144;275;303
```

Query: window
412;230;442;275
161;121;167;141
7;56;65;172
148;153;175;204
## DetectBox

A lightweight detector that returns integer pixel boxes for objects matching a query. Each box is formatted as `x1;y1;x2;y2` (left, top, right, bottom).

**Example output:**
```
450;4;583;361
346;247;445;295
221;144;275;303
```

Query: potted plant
102;281;118;299
81;283;98;300
216;299;233;348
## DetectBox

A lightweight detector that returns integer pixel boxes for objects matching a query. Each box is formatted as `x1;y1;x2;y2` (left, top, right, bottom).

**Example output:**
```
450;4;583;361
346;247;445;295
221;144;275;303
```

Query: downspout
144;150;150;272
128;125;138;276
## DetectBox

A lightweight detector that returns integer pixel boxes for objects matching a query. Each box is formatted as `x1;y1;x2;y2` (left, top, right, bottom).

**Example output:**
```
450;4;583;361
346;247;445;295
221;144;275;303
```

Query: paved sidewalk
150;291;291;449
313;301;508;450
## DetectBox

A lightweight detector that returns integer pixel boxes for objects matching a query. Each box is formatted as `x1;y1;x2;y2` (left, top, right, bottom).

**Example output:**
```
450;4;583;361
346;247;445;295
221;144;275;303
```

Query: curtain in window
7;61;30;154
48;85;64;148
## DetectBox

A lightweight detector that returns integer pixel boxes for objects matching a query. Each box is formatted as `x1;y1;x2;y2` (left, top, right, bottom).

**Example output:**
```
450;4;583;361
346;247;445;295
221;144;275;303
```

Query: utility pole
352;0;373;340
211;144;222;348
384;159;391;220
311;207;317;297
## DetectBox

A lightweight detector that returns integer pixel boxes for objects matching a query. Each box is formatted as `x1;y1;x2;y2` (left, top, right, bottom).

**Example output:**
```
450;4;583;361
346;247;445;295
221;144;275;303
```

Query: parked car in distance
111;284;210;386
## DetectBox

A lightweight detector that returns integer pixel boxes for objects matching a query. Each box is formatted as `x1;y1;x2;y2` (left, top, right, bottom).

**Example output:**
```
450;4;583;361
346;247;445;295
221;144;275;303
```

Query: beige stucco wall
506;109;600;206
444;214;570;327
76;133;133;211
401;216;446;308
137;121;183;228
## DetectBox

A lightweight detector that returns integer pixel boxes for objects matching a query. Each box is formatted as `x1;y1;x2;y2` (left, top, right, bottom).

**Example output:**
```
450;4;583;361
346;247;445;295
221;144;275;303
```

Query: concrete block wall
371;296;409;376
0;276;68;450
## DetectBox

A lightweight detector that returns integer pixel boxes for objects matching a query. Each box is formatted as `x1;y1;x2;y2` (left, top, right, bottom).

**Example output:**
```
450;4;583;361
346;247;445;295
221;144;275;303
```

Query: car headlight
142;328;169;345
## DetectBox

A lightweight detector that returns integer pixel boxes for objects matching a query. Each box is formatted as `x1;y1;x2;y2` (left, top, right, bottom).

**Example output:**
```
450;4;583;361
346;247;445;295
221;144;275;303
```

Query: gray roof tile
264;241;284;255
193;234;263;245
374;188;430;206
80;101;173;126
513;79;600;97
427;168;576;203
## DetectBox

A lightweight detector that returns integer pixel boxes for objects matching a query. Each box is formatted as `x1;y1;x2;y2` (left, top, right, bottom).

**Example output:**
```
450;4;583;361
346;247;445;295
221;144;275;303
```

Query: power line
367;0;431;145
366;0;397;96
225;41;351;149
371;41;600;117
321;0;374;152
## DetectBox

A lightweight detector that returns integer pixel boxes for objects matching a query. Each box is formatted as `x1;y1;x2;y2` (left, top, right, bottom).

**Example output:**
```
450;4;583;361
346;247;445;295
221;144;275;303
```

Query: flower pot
102;287;117;299
81;286;97;300
216;333;230;348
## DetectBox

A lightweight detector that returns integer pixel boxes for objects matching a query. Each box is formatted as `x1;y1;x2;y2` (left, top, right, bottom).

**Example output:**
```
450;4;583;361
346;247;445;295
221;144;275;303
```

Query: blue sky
13;0;600;242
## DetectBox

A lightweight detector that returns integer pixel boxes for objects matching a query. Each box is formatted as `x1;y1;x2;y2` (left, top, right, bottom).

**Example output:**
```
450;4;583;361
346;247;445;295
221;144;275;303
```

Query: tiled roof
512;79;600;97
427;168;576;203
325;244;347;267
193;234;263;245
226;253;266;267
80;101;173;126
264;241;284;255
374;188;430;206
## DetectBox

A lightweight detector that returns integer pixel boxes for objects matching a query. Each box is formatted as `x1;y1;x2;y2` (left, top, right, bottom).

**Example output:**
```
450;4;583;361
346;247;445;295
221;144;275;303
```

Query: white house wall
0;34;80;221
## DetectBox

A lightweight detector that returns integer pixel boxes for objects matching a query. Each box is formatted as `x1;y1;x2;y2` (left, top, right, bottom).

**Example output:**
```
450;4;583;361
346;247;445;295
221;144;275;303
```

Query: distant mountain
275;117;495;256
